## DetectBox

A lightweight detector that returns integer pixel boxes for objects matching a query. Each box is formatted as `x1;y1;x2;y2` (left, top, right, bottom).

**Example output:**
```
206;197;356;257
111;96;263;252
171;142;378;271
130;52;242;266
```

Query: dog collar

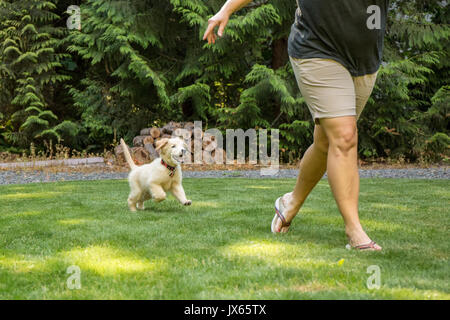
161;159;176;177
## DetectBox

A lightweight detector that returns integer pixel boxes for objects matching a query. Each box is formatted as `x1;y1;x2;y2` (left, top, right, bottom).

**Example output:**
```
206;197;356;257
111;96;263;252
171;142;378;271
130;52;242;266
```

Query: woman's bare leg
274;124;328;232
319;116;381;249
275;116;381;249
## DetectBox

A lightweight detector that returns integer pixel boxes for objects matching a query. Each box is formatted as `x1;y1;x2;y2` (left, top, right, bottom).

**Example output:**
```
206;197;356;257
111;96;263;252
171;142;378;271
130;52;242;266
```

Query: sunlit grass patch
61;245;166;276
0;253;50;274
371;203;412;211
57;219;91;226
0;191;62;200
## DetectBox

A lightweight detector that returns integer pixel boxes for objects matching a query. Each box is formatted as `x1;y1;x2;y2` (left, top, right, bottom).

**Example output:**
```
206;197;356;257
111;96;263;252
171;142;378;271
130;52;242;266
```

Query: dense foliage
0;0;448;162
0;0;78;151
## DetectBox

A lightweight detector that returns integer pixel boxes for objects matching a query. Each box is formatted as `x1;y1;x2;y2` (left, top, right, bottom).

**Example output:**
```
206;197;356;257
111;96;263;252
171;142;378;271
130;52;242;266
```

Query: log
165;121;180;130
203;139;218;151
150;127;161;139
172;121;184;129
114;143;131;165
140;128;152;136
210;148;226;163
143;136;154;145
144;143;159;161
216;148;227;161
131;147;151;165
162;121;180;135
133;135;148;147
202;133;216;149
203;132;216;141
184;130;193;140
202;139;210;148
202;148;222;164
173;128;193;140
184;122;195;131
161;125;173;135
164;121;174;128
193;127;204;139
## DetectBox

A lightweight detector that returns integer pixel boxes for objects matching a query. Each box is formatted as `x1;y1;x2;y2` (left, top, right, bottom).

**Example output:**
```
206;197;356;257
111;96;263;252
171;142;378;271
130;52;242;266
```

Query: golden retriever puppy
120;137;192;211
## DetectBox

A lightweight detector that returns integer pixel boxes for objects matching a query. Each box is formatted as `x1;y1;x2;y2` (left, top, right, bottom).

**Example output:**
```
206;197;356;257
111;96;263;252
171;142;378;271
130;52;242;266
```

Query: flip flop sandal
345;241;381;251
271;196;291;233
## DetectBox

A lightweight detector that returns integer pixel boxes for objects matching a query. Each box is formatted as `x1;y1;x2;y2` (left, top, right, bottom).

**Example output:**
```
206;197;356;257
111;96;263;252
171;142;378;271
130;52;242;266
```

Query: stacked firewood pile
115;121;226;166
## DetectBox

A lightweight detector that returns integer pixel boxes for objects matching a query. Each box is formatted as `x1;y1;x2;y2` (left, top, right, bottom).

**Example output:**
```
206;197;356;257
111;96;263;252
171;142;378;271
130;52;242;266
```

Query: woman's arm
202;0;253;44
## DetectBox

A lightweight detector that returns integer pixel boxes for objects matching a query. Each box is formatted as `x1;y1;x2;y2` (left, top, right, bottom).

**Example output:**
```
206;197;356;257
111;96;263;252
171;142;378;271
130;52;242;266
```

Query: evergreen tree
0;0;78;149
67;0;185;145
359;0;449;161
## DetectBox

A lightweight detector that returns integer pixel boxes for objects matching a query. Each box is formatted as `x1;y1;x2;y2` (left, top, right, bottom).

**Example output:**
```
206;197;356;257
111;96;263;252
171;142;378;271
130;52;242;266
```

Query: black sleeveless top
288;0;389;76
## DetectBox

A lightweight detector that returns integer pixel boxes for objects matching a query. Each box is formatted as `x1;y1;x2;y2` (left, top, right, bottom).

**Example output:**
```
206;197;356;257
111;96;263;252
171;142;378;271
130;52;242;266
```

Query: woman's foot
346;241;381;251
346;226;382;251
272;192;301;233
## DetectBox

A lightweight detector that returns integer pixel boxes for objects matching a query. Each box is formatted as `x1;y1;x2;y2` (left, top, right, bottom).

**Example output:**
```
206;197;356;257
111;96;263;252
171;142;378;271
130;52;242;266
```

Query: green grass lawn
0;178;448;299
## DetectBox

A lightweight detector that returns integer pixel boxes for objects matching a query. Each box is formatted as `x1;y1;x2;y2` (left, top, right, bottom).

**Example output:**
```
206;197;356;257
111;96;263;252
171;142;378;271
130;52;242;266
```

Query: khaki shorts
290;57;378;124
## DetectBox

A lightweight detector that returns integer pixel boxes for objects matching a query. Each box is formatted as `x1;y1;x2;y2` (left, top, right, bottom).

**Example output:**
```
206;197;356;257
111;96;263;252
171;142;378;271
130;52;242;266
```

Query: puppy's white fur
120;137;191;211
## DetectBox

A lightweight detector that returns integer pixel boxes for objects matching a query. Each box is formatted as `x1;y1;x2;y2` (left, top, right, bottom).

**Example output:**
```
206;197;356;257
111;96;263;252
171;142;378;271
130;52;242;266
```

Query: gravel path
0;168;448;185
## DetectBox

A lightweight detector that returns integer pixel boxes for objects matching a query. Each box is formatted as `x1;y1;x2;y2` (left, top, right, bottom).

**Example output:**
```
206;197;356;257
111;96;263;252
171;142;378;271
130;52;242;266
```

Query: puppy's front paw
137;202;145;210
183;200;192;206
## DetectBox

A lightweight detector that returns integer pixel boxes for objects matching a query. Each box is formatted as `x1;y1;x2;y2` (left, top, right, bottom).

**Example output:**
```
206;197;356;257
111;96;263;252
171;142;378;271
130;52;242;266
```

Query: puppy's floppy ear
155;138;169;152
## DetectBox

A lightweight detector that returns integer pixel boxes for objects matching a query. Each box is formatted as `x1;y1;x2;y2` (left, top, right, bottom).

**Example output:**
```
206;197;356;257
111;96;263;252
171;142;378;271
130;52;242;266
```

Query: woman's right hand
202;10;230;44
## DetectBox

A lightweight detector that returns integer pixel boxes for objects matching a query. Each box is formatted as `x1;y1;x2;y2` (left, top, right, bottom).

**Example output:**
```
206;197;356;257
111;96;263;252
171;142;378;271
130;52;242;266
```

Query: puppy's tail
120;138;137;170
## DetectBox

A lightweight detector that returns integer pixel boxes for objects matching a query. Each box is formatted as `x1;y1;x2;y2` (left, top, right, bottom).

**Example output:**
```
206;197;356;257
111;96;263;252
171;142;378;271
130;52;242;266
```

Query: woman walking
204;0;389;251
